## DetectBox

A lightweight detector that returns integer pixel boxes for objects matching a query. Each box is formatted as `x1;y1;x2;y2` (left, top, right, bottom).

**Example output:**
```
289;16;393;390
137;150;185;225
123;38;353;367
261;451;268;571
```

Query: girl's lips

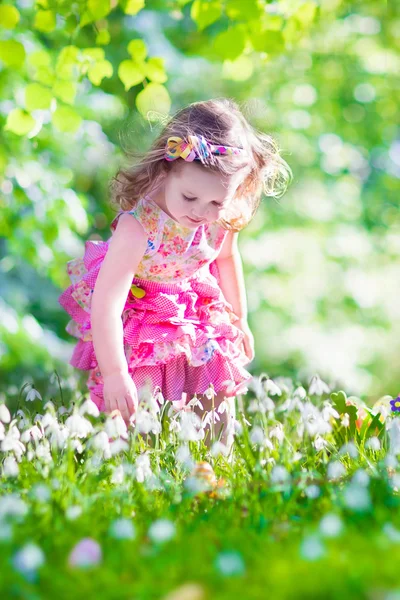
187;216;203;224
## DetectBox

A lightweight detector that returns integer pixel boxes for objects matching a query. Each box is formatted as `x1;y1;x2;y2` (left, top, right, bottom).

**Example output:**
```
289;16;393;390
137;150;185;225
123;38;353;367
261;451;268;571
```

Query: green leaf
120;0;145;16
135;83;171;120
81;48;105;62
144;57;167;83
52;106;82;133
4;109;35;136
294;2;317;27
56;46;79;80
250;30;285;54
88;0;111;20
118;59;145;91
33;66;55;86
0;5;20;29
25;83;53;111
127;39;147;61
225;0;263;21
34;10;56;33
88;59;113;85
191;0;222;31
213;26;246;61
27;49;51;68
222;55;253;81
0;40;25;68
96;29;111;45
52;80;77;104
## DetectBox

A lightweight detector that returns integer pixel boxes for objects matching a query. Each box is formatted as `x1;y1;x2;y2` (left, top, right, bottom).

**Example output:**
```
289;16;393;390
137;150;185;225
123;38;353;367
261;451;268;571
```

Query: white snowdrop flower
249;425;266;446
89;431;111;456
1;426;25;460
111;464;124;485
2;455;20;478
20;425;43;444
215;550;245;576
343;483;371;511
389;418;400;455
57;406;69;417
43;400;56;413
141;393;160;415
300;534;325;560
0;519;13;541
109;518;136;540
217;399;230;414
135;452;153;483
47;425;69;450
313;435;328;451
31;484;51;503
78;399;100;417
383;522;400;543
322;401;340;422
262;397;276;412
247;399;263;414
341;413;350;428
264;379;282;396
109;437;129;456
0;403;11;423
41;412;59;431
293;386;307;400
35;440;53;463
104;413;128;439
210;441;229;457
319;513;343;538
68;538;102;568
339;442;358;458
186;396;204;411
327;460;346;480
365;436;381;451
178;411;205;442
0;420;5;441
291;451;303;463
69;439;84;454
175;444;195;470
383;452;399;469
351;468;370;487
305;484;320;499
300;402;332;437
204;384;216;401
269;423;284;444
148;519;176;544
25;387;42;402
13;542;45;574
134;409;161;435
65;413;93;438
202;409;221;428
389;473;400;492
169;417;181;433
270;465;291;484
65;505;83;521
0;494;28;519
308;374;330;396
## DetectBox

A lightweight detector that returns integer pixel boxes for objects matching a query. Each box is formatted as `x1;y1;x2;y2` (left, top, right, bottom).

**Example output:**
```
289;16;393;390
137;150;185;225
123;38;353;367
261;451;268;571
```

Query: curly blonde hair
109;98;292;232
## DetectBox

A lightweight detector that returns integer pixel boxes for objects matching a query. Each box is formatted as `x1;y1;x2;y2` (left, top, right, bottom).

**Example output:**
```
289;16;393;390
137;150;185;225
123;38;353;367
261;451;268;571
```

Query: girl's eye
183;195;222;208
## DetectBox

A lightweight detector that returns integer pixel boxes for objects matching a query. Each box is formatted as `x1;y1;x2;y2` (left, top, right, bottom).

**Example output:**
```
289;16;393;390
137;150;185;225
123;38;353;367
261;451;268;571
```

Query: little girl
58;98;291;448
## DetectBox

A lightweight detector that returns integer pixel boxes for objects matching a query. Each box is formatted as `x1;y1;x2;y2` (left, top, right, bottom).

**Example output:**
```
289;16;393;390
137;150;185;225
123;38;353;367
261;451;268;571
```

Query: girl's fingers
125;394;136;417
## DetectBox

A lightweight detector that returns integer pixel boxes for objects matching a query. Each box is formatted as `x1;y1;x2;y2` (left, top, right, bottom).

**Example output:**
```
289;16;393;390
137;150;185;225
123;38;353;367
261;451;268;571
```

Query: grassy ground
1;373;400;600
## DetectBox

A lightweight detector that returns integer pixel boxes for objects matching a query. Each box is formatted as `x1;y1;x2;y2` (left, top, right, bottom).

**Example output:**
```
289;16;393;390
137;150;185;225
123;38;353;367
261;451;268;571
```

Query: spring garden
1;1;399;598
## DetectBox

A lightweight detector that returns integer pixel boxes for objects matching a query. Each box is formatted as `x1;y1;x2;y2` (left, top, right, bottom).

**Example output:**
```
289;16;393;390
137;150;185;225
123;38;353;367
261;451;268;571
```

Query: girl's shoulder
110;196;161;240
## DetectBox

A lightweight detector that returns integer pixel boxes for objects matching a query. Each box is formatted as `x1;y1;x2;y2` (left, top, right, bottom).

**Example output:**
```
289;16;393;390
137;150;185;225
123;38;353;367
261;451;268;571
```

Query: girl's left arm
215;231;255;362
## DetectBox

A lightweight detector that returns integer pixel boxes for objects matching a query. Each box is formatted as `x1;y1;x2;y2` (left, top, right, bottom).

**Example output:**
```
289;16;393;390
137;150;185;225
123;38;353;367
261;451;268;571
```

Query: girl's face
151;161;242;228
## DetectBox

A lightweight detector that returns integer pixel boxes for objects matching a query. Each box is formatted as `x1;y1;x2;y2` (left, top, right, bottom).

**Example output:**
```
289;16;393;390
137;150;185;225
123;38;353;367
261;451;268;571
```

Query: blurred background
0;0;398;406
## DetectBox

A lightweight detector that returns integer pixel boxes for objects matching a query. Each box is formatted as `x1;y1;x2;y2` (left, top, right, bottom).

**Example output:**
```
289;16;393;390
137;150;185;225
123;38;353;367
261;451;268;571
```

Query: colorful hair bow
164;134;246;163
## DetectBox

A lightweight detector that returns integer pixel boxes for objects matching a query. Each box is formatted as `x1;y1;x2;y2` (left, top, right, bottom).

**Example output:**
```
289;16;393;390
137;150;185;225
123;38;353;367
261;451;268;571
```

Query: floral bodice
109;195;228;282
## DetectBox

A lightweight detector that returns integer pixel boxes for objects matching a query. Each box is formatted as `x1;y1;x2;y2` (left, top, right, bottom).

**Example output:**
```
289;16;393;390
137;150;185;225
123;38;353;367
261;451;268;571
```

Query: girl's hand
103;371;138;426
234;318;255;363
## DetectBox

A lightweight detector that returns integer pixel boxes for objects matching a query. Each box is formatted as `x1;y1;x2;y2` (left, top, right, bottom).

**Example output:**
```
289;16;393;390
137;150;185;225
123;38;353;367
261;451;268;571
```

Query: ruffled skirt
58;239;253;410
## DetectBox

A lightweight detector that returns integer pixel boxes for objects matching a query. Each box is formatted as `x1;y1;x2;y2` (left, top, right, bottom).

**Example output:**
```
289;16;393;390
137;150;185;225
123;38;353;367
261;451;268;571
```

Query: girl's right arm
90;213;148;423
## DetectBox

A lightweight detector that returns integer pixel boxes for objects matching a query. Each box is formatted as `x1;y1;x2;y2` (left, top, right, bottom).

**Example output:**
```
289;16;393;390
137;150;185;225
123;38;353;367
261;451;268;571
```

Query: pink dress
58;194;253;411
